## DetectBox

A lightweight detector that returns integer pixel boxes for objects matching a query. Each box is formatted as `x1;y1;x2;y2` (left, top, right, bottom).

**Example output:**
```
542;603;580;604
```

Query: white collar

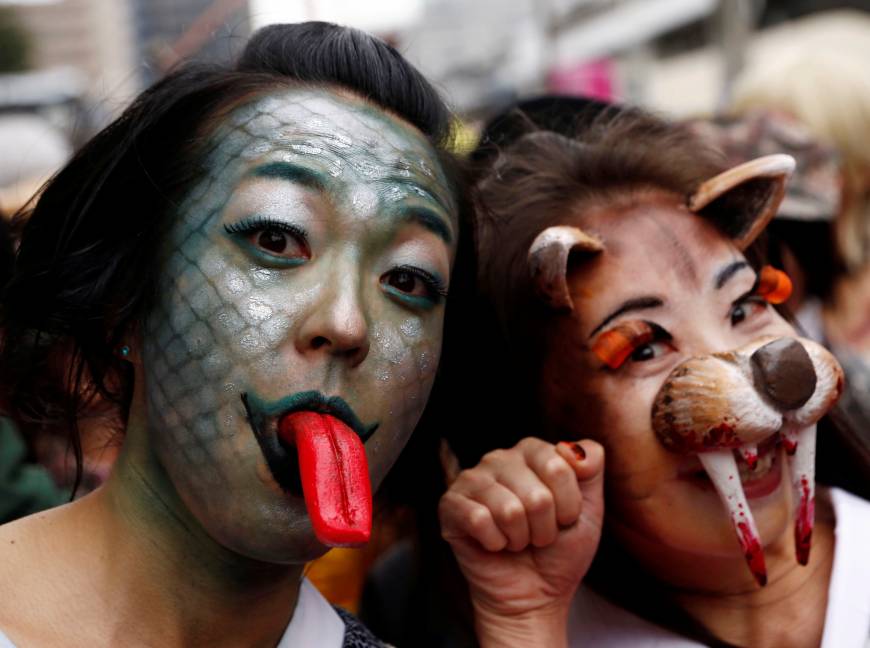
277;578;345;648
568;487;870;647
821;488;870;648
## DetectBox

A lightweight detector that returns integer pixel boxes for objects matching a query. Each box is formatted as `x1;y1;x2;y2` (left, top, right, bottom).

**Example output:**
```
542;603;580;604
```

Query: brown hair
471;109;727;380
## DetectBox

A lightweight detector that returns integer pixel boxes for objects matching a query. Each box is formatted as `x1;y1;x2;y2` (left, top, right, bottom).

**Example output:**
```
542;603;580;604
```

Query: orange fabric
306;547;372;613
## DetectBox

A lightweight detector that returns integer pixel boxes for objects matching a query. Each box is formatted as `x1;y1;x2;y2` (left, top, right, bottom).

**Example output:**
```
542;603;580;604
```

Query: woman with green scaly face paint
0;22;467;647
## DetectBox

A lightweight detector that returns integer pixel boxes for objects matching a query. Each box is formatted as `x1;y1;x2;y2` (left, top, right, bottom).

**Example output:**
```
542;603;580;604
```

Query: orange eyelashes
591;321;655;369
757;266;793;304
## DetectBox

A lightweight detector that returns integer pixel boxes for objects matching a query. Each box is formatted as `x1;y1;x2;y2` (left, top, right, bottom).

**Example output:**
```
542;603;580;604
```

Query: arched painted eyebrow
377;174;454;244
397;206;452;244
248;161;327;190
714;261;750;290
589;296;664;339
382;172;453;215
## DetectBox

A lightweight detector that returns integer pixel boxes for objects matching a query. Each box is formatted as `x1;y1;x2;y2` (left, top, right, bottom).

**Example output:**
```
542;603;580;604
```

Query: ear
688;154;795;250
528;226;604;311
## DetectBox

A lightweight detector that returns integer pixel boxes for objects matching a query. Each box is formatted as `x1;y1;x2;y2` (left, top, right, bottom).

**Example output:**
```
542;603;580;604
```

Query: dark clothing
335;607;388;648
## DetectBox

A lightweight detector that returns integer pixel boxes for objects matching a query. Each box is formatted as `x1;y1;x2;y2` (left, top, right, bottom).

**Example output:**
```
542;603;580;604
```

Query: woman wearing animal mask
438;106;870;647
0;22;464;647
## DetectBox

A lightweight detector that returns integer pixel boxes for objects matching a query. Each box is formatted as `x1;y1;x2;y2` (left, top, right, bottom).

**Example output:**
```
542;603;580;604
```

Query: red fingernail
561;441;586;461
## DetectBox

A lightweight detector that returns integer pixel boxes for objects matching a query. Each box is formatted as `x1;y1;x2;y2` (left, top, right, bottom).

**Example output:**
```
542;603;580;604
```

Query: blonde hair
732;39;870;270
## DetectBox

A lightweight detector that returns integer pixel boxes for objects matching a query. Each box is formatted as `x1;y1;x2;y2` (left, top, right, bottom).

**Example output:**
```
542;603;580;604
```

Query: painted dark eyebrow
397;206;452;244
589;296;664;339
384;175;453;216
248;161;327;191
714;261;750;290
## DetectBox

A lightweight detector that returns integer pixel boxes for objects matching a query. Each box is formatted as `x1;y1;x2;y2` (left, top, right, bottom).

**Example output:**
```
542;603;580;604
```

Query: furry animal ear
689;154;795;250
528;225;604;311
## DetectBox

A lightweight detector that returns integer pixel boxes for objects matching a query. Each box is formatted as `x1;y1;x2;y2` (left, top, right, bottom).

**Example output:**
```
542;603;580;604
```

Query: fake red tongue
278;411;372;547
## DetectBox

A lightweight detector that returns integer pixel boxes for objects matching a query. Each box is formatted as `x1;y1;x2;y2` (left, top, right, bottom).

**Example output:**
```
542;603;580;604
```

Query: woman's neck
674;520;834;647
611;491;835;648
75;427;305;647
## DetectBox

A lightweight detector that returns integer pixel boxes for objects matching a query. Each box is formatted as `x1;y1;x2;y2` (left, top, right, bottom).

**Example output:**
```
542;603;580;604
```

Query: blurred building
396;0;722;117
131;0;251;85
7;0;139;114
5;0;253;113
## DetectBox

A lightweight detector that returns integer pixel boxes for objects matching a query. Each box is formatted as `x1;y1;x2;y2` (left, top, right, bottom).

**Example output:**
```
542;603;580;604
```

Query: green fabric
0;417;67;522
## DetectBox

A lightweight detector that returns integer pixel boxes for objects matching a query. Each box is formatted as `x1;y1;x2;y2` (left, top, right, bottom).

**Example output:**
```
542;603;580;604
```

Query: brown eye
380;265;447;310
257;230;288;253
248;227;308;261
388;270;418;294
730;298;767;326
224;218;310;266
631;345;656;362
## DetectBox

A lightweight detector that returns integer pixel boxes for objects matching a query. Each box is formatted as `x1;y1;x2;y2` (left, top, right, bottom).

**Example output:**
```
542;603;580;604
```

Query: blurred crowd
1;1;870;638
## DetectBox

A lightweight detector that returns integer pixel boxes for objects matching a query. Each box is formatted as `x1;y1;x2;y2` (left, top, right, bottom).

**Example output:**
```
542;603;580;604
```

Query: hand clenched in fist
438;437;605;648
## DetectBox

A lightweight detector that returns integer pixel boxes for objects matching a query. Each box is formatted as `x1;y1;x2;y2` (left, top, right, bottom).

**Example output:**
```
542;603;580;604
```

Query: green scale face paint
140;88;457;561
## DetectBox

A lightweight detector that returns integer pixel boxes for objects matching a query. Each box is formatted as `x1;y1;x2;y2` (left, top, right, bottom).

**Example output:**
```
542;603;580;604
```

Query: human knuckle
526;488;554;513
438;494;459;516
467;507;492;532
483;448;510;465
518;437;544;451
545;457;571;480
498;501;524;523
458;470;488;490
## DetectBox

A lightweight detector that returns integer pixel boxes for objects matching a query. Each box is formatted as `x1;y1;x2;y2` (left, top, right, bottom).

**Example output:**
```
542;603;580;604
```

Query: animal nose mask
750;338;817;411
652;336;843;585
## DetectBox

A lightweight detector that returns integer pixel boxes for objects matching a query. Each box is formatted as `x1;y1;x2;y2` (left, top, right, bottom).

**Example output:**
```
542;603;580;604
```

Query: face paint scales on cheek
142;89;451;554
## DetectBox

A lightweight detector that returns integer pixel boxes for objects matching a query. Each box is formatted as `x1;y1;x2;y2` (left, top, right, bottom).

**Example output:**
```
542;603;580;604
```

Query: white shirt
821;489;870;648
0;578;345;648
568;488;870;648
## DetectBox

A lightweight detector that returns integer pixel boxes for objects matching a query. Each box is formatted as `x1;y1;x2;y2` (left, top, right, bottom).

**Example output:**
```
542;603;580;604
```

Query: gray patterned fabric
335;607;387;648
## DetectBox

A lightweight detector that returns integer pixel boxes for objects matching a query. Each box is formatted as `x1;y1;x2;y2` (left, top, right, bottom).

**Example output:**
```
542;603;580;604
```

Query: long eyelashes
591;267;791;371
223;215;308;243
591;321;658;369
756;265;793;304
390;264;448;298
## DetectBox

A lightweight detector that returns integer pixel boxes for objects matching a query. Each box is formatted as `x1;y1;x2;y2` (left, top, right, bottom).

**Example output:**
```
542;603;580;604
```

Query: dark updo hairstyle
0;22;465;491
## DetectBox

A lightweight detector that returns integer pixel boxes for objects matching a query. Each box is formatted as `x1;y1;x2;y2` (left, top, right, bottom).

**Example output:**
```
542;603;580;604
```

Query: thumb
556;439;605;522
